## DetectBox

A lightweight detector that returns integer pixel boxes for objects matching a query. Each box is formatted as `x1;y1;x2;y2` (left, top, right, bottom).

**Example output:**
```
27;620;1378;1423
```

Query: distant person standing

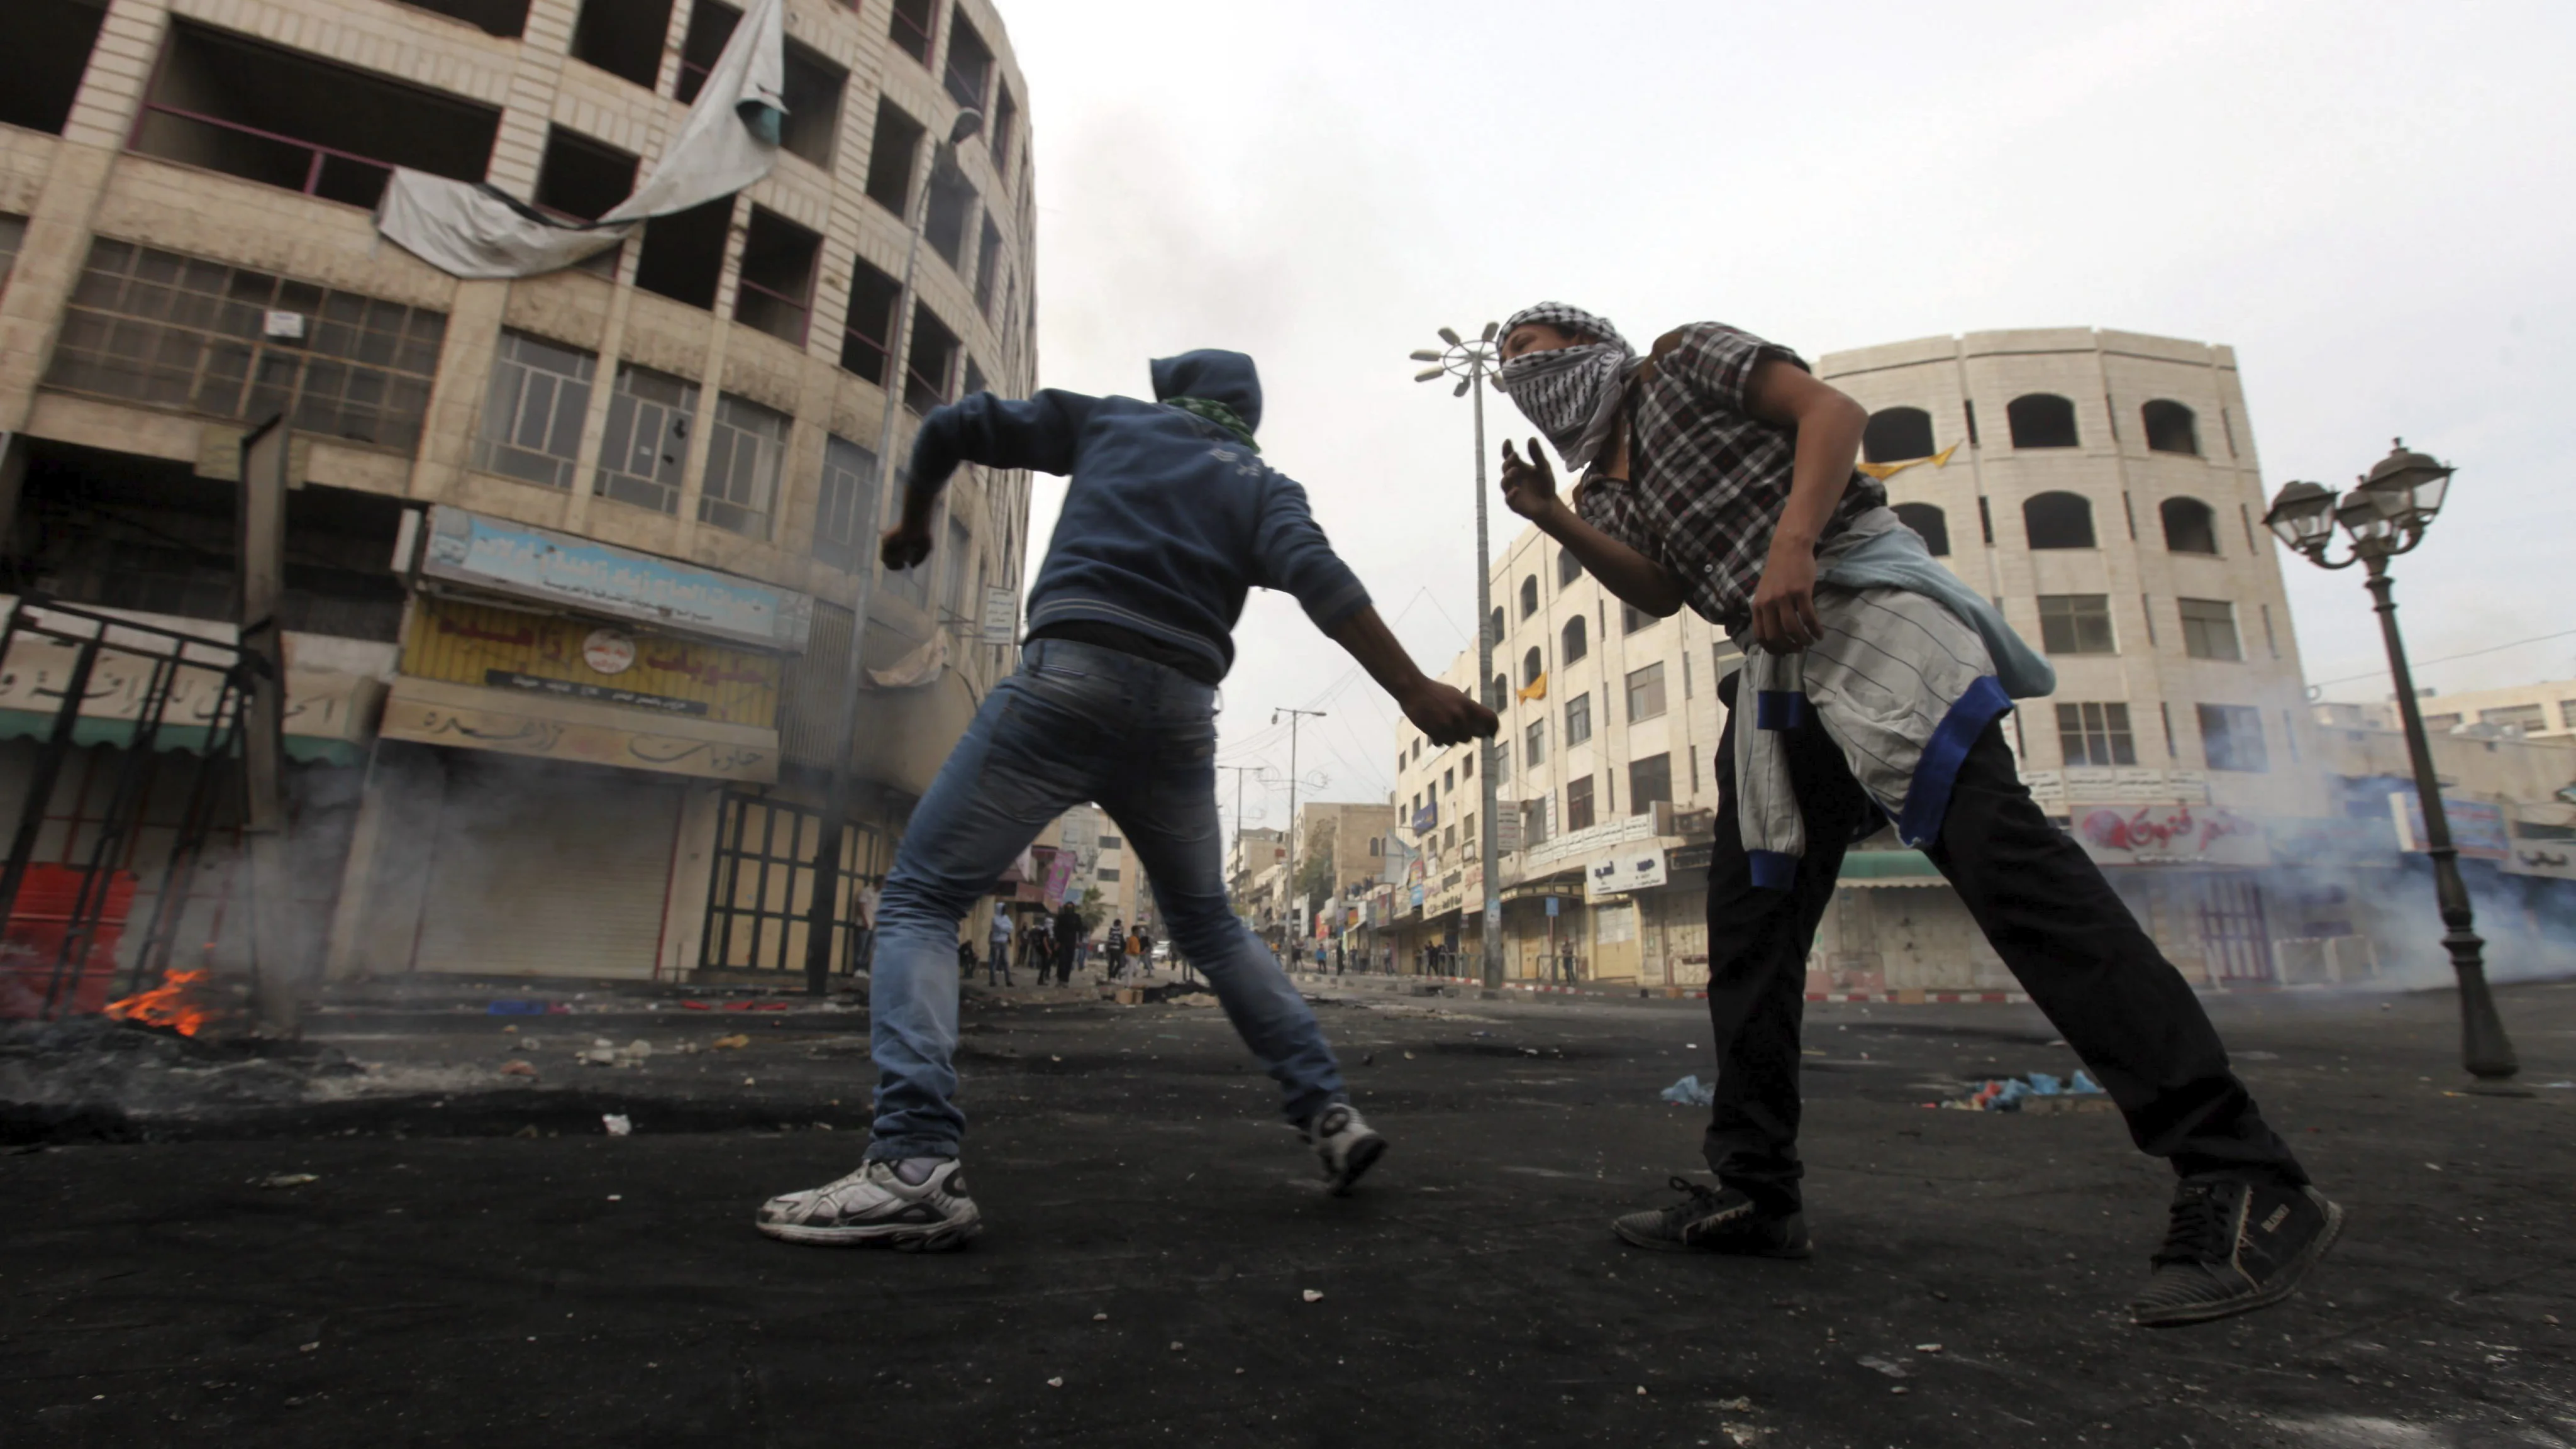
1333;942;1345;977
1054;901;1083;984
985;909;1014;987
1103;919;1125;980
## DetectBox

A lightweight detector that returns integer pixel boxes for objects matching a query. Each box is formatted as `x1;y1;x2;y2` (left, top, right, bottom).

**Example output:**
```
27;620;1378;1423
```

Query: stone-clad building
0;0;1035;992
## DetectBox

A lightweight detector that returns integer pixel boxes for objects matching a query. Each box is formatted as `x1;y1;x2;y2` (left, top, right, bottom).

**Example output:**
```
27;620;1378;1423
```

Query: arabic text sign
2502;843;2576;882
424;506;811;651
2070;803;2269;867
980;586;1019;645
1585;847;1670;902
401;597;777;728
2385;791;2511;861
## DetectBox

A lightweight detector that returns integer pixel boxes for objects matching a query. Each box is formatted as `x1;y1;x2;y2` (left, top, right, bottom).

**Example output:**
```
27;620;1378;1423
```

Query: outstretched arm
1499;440;1686;616
1326;606;1497;746
883;389;1095;569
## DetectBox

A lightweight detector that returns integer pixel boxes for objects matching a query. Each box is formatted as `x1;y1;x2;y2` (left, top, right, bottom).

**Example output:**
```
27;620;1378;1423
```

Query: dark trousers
1701;700;2306;1218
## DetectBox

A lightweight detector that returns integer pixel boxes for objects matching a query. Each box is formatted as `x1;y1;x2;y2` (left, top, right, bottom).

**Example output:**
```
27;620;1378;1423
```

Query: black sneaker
1613;1177;1811;1258
2129;1177;2342;1327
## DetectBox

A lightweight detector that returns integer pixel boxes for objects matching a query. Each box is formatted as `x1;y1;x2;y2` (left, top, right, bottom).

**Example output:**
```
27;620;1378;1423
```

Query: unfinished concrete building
0;0;1038;997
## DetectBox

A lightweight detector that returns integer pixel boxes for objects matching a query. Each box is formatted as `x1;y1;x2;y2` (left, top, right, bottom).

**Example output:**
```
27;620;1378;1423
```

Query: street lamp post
1413;324;1504;990
800;108;983;997
2263;440;2518;1083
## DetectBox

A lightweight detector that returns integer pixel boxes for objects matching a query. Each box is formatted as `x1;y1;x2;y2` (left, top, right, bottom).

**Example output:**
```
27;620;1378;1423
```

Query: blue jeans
864;638;1346;1161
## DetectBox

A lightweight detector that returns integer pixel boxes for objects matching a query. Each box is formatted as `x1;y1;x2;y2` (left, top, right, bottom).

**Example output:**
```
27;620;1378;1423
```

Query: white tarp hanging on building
375;0;785;280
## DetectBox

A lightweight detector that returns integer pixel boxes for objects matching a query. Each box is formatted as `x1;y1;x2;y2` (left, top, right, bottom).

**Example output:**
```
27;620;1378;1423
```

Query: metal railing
133;102;399;206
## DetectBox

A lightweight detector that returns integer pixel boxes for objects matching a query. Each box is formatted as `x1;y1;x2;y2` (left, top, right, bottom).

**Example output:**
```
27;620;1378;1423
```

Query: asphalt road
4;978;2572;1448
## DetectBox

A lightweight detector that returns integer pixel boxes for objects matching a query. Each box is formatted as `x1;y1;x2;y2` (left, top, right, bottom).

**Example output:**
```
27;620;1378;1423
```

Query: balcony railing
131;103;399;209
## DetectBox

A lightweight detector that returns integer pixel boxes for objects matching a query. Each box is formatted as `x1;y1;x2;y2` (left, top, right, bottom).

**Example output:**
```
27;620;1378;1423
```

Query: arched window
1487;675;1509;710
2007;394;2080;449
1862;406;1935;463
2141;399;2199;455
1518;575;1538;618
2023;491;2096;549
1521;646;1543;686
1558;548;1583;587
1561;614;1588;665
1487;607;1504;648
2160;496;2219;555
1893;502;1950;557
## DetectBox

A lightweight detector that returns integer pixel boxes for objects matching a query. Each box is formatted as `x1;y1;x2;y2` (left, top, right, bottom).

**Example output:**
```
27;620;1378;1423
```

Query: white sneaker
1304;1104;1387;1196
756;1158;982;1251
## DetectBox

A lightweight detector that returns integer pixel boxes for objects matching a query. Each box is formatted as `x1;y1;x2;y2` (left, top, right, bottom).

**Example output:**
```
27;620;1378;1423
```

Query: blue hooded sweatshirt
902;350;1371;681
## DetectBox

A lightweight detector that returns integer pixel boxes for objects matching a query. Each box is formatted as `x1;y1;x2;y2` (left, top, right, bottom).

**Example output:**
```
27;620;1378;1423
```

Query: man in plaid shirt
1492;303;2337;1328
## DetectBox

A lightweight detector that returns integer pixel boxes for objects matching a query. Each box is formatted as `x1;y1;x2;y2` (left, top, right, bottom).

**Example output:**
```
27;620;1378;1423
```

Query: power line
2308;626;2576;690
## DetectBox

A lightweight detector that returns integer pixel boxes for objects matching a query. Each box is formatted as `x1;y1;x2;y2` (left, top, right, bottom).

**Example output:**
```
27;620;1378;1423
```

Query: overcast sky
994;0;2576;846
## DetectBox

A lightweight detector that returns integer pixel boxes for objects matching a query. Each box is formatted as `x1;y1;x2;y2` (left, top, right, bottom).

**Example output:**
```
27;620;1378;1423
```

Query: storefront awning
1838;850;1945;887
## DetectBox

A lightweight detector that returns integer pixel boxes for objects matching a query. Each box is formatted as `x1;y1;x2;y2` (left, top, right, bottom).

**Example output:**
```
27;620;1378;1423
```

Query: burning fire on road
104;970;219;1038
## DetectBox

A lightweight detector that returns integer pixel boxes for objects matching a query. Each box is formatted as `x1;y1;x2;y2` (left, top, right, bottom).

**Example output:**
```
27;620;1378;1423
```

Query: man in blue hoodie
757;351;1497;1252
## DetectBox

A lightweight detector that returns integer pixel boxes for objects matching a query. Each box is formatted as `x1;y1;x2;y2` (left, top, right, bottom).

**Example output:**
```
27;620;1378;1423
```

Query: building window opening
633;196;733;311
777;41;848;168
472;331;596;489
2160;496;2220;555
1486;607;1504;648
943;13;996;111
2023;491;2097;549
401;0;531;36
1629;753;1672;815
1626;661;1667;722
840;258;902;387
2006;393;2080;448
1486;673;1508;711
1565;775;1596;833
903;301;961;414
735;208;821;345
2178;597;2241;662
1862;406;1935;463
133;21;503;210
1893;501;1949;555
1558;548;1582;587
923;172;977;270
1565;692;1592;747
2197;703;2269;772
888;0;937;66
2141;399;2200;455
865;99;926;216
814;435;880;574
991;84;1019;169
974;216;1005;316
1520;575;1539;618
47;239;447;452
701;393;789;538
1524;718;1546;766
674;0;738;103
1621;602;1658;635
1561;614;1587;665
3;0;112;135
0;216;25;288
594;363;698;514
533;126;636;274
2036;594;2116;655
1522;645;1543;686
570;0;675;89
962;357;987;399
2056;701;2137;767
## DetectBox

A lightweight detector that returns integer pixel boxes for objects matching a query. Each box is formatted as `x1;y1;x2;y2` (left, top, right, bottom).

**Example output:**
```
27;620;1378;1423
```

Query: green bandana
1165;396;1260;452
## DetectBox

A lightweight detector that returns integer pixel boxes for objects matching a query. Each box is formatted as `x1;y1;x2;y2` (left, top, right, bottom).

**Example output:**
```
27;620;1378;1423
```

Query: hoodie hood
1150;350;1262;434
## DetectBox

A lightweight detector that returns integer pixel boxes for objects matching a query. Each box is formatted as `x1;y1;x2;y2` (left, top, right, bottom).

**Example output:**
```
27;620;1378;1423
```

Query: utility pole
237;415;301;1035
1215;762;1261;910
1411;324;1506;989
1272;707;1326;947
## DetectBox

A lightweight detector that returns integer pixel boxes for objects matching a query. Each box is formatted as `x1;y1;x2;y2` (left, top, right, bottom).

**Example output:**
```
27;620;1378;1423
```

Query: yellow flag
1516;672;1548;702
1855;441;1959;483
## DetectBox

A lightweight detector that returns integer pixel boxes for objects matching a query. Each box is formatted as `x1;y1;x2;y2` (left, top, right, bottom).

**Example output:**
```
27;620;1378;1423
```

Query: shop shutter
413;757;680;979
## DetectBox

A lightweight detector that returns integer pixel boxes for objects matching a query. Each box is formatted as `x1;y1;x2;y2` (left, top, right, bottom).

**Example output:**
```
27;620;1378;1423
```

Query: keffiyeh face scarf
1496;301;1636;472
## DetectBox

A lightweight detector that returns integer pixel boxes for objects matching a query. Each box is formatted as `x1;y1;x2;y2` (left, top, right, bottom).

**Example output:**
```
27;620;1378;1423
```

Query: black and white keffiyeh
1496;301;1635;472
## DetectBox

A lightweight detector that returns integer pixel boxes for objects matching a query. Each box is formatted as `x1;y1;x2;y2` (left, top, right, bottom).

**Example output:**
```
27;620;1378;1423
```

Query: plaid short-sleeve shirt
1573;323;1884;633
